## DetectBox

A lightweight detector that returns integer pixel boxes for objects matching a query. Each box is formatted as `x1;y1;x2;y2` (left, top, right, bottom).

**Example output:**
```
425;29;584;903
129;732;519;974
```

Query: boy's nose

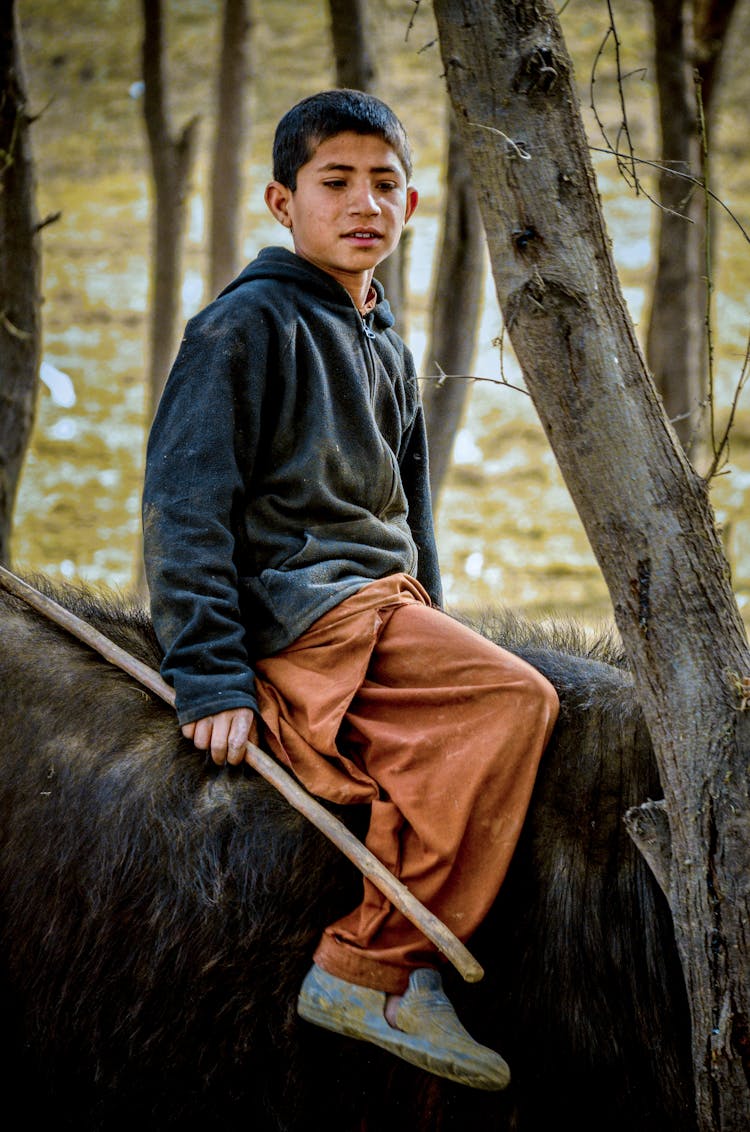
349;187;380;215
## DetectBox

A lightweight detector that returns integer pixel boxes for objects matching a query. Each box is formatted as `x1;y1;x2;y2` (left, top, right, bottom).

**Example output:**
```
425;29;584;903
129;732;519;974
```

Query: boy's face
264;132;418;296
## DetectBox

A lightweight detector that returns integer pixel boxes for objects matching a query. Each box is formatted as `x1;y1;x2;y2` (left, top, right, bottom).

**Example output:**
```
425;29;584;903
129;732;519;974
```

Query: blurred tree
420;112;485;507
208;0;253;297
433;1;750;1128
327;0;408;323
141;0;200;417
328;0;375;92
0;0;41;565
645;0;741;468
327;0;485;503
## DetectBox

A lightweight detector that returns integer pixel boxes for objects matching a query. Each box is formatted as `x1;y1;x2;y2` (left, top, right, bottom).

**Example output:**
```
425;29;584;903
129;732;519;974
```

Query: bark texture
421;111;485;505
142;0;199;417
433;2;749;1127
0;0;41;565
208;0;252;298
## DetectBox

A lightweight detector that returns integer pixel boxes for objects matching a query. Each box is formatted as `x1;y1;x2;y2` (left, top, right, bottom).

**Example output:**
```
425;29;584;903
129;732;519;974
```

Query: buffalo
0;576;695;1130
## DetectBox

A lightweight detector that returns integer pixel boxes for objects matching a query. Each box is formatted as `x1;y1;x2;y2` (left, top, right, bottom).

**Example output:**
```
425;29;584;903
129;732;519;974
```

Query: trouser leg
314;602;559;994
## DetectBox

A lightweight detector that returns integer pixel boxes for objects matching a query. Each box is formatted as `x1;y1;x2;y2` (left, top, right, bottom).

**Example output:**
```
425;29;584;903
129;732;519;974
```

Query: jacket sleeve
398;359;444;609
142;302;264;726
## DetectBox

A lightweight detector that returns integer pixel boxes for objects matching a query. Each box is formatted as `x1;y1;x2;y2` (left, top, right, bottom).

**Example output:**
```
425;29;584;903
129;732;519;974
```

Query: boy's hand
182;708;260;767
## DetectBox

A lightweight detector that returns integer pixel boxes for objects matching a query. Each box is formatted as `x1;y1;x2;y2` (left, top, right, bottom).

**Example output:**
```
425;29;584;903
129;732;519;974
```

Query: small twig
606;0;638;191
468;121;531;161
25;94;56;126
694;74;719;473
590;18;640;195
422;367;530;397
669;399;709;426
704;335;750;481
34;210;62;233
405;0;421;42
0;100;22;179
587;147;750;244
0;311;32;340
589;25;613;152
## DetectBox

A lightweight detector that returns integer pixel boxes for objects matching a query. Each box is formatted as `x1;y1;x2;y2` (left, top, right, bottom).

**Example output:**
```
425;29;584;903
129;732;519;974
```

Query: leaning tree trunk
207;0;252;298
0;0;41;565
420;111;485;507
433;2;749;1129
141;0;199;418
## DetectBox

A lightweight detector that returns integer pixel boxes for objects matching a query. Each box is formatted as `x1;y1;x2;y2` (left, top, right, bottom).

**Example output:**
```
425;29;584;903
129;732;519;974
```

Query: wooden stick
0;565;484;984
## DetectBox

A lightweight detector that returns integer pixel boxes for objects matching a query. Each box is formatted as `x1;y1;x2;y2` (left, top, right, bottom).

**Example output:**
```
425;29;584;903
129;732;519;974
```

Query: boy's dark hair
272;89;413;191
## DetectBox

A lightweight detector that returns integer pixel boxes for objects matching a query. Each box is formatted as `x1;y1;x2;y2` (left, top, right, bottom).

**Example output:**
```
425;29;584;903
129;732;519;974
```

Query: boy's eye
323;179;346;188
377;182;397;192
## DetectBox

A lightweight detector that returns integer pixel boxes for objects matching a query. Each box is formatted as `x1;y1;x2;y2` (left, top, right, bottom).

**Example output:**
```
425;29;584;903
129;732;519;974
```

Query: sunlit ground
12;0;750;633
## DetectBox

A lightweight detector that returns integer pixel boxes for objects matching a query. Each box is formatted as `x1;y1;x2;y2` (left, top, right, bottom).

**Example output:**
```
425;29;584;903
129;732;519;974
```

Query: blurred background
10;0;750;626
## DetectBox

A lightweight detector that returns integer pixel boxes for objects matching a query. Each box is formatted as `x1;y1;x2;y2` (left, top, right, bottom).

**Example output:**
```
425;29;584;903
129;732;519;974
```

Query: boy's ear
404;186;419;225
264;181;293;228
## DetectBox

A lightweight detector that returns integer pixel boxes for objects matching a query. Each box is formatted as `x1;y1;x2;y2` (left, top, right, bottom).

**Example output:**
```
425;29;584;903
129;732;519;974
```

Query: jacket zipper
358;314;399;518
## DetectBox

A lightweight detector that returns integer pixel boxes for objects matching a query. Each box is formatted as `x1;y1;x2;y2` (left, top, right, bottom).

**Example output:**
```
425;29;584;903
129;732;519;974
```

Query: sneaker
297;963;510;1091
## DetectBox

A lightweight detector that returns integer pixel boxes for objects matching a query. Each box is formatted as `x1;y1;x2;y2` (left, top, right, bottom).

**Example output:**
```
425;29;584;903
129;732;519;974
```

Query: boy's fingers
181;710;256;766
226;708;255;765
209;715;232;765
191;719;211;748
184;716;228;765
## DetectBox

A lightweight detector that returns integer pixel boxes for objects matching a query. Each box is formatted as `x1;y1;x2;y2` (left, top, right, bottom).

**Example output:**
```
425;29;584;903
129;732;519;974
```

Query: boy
143;89;559;1091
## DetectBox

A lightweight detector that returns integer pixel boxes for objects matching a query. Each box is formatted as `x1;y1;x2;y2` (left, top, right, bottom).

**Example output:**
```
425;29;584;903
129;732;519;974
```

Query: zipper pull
362;319;376;340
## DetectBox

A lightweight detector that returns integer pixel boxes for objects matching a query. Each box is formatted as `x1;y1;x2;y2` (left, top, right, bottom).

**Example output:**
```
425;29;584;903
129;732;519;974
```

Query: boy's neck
346;274;377;315
292;249;376;314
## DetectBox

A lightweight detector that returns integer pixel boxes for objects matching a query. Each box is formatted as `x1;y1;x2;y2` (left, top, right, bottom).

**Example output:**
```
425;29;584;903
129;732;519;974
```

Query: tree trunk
647;0;741;469
0;0;41;566
208;0;252;298
693;0;741;137
327;0;375;92
433;2;749;1128
141;0;199;418
420;111;485;506
646;0;706;464
374;229;410;336
327;0;408;328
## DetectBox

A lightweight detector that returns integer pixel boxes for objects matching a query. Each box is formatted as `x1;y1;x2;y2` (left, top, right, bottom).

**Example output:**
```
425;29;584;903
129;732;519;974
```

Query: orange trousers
254;574;559;995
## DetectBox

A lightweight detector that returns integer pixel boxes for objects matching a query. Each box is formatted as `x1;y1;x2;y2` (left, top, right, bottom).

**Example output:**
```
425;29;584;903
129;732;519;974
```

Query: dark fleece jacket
142;247;442;726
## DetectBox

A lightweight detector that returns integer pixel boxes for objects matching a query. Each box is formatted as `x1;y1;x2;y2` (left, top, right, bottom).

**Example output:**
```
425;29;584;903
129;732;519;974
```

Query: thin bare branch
405;0;422;41
587;147;750;244
705;335;750;481
422;364;530;397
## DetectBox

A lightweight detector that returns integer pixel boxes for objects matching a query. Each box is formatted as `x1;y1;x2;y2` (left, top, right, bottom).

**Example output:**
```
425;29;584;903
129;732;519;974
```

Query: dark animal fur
0;579;695;1130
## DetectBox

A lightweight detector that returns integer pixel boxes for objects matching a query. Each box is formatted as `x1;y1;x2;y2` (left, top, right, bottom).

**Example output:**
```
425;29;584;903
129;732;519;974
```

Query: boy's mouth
343;228;383;244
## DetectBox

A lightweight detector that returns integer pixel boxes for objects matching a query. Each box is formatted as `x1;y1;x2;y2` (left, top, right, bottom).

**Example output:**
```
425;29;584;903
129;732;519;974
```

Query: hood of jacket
217;245;397;332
